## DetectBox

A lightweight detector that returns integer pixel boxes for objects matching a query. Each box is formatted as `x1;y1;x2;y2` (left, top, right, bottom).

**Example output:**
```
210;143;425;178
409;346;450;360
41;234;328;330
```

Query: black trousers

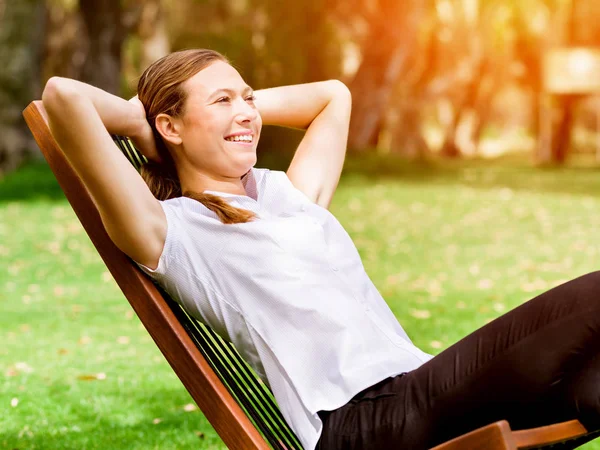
316;272;600;449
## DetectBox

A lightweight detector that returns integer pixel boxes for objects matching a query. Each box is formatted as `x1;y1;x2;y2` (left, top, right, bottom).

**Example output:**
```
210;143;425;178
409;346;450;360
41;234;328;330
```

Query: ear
155;113;183;146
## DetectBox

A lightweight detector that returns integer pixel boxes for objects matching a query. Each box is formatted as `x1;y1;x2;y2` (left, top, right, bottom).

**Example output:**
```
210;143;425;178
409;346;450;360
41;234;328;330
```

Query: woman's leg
318;271;600;450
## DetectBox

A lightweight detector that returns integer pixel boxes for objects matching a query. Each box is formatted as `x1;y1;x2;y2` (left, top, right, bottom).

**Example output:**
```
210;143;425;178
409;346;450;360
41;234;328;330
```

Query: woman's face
175;61;262;180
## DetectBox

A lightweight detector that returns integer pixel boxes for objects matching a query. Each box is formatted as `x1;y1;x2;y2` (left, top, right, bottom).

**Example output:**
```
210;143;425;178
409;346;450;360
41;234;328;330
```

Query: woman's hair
137;49;256;225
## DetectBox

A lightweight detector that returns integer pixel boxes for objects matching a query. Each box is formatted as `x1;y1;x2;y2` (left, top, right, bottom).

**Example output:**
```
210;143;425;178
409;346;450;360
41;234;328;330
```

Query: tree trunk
388;18;439;158
79;0;126;94
546;0;578;164
43;2;86;82
349;42;404;150
439;109;462;158
137;0;170;70
0;0;46;175
469;67;503;155
347;0;424;152
530;87;541;158
302;1;337;83
390;100;429;159
440;59;487;158
550;95;575;163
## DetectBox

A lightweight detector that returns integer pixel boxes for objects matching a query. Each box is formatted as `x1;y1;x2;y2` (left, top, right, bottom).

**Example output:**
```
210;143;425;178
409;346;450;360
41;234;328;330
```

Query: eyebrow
208;86;254;99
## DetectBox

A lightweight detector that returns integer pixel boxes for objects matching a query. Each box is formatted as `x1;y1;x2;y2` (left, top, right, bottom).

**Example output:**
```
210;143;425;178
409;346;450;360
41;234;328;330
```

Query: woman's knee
550;271;600;310
575;271;600;287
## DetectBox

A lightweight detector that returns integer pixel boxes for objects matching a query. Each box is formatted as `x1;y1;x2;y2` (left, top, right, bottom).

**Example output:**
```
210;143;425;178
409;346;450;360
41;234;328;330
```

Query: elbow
327;80;352;103
325;80;352;123
325;80;352;119
42;77;79;115
42;77;64;105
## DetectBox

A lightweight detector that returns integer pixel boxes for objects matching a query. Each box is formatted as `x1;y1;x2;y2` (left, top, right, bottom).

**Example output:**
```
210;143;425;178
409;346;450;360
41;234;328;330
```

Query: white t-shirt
136;167;433;450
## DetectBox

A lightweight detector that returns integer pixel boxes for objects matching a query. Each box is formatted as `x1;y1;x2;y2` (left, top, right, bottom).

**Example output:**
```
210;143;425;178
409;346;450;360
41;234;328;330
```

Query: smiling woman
41;48;600;450
134;49;350;228
40;47;354;449
41;48;350;267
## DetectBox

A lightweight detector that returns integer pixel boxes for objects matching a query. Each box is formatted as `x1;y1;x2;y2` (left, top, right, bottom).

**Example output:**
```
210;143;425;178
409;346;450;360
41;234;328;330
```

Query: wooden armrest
513;419;588;449
430;419;588;450
431;421;516;450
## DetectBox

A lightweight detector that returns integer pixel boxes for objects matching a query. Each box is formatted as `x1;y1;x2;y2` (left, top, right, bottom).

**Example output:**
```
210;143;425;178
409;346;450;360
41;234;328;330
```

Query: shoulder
252;168;295;194
252;167;290;187
257;168;314;206
153;197;214;247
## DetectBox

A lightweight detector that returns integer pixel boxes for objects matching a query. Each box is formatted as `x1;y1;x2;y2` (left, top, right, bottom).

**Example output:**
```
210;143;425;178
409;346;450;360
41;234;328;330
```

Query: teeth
225;135;253;142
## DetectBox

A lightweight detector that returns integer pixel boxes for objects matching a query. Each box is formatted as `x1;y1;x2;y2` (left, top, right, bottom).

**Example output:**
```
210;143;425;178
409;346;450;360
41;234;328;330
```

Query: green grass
3;156;600;448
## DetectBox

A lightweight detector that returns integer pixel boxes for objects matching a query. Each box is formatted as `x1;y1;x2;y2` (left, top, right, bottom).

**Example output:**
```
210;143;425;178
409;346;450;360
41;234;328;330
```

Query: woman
42;49;600;450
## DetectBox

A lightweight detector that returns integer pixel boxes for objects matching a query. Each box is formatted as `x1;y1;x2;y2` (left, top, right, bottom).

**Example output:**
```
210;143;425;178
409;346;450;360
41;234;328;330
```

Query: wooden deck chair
23;100;598;449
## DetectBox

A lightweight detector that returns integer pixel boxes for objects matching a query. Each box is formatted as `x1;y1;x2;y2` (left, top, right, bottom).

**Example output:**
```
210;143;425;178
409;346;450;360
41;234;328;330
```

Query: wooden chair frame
23;100;593;449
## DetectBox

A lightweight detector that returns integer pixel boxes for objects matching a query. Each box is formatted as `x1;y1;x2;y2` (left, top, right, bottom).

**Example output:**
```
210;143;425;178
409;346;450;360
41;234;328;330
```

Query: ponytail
183;190;256;225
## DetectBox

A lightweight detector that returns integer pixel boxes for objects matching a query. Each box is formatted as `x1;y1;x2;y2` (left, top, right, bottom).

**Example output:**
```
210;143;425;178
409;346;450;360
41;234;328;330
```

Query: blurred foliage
4;0;600;175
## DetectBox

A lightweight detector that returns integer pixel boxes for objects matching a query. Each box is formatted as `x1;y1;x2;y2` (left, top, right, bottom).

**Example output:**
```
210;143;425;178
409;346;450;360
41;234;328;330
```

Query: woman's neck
178;167;247;196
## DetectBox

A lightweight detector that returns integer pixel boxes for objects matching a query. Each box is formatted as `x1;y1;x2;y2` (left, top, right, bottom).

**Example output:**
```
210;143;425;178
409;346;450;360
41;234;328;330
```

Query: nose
234;97;258;123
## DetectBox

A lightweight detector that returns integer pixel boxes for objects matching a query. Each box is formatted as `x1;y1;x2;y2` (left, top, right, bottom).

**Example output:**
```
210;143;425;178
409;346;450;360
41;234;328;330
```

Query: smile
224;135;253;143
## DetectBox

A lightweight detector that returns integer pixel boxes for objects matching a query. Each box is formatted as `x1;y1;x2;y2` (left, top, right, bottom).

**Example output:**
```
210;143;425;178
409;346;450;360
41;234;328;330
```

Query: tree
384;0;507;159
256;0;342;87
433;0;513;158
512;0;600;164
136;0;170;71
0;0;46;175
388;15;439;159
122;0;170;94
229;0;344;157
548;0;594;163
44;0;145;96
79;0;128;94
345;0;426;151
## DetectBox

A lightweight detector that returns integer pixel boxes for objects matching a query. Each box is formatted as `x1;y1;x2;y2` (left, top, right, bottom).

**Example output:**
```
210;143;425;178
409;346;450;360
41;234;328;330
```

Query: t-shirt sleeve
133;200;179;280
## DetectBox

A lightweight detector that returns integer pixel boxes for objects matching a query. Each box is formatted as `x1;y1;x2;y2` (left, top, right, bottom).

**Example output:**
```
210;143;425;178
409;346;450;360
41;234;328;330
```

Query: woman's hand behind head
128;95;162;163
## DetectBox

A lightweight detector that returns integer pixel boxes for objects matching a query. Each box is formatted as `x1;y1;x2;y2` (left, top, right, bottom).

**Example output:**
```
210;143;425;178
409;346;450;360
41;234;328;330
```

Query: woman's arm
43;78;159;160
42;77;166;269
254;80;352;208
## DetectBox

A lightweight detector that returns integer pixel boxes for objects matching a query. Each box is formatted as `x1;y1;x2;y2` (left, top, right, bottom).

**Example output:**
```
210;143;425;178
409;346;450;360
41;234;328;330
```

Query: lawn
3;156;600;449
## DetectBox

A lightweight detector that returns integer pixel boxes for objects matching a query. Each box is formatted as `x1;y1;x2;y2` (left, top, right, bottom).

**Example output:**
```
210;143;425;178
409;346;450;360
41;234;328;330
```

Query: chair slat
201;319;301;449
218;336;302;448
113;135;147;170
197;316;298;442
169;297;286;449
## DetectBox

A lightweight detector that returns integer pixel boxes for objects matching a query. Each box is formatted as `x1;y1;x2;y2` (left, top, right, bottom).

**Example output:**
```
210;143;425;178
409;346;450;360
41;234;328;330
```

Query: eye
245;95;256;102
216;96;230;103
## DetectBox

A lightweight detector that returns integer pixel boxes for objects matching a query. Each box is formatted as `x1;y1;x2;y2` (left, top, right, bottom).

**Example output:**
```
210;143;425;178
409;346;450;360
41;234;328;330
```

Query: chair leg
430;421;517;450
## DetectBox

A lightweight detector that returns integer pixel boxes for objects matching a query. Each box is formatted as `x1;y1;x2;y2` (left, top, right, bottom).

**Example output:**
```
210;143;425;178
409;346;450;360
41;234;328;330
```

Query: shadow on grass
0;162;65;203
